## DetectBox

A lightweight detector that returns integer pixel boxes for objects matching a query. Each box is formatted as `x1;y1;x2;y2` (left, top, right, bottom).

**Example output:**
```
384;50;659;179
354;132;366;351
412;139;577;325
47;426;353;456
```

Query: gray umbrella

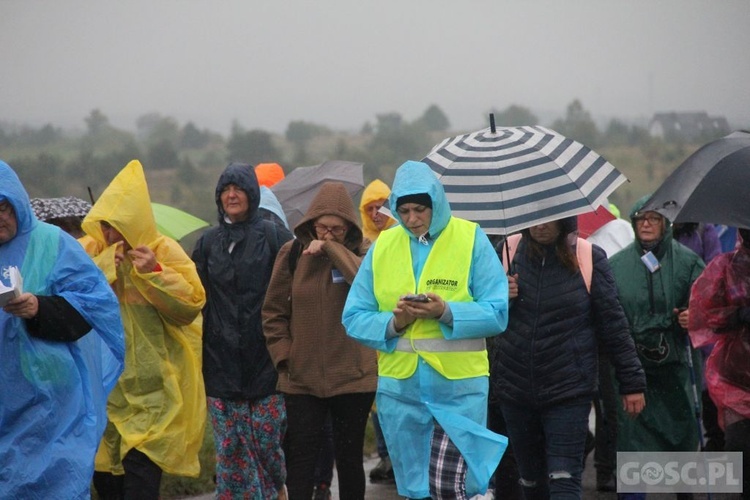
270;160;364;228
30;196;92;221
640;130;750;229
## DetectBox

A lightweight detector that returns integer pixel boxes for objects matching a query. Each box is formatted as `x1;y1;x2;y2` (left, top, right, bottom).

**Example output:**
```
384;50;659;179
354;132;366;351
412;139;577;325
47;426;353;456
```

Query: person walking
83;160;207;500
609;196;706;500
359;178;398;485
689;227;750;499
263;181;377;500
0;160;125;498
343;160;509;500
491;216;646;500
192;162;292;499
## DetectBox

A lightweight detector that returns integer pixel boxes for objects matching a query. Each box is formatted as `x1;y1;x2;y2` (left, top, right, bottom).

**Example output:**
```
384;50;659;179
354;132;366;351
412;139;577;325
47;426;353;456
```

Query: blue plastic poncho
343;160;509;498
0;161;125;498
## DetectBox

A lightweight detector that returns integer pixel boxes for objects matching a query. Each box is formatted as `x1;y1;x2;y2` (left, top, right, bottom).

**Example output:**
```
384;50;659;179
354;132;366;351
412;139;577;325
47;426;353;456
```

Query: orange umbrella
255;163;285;187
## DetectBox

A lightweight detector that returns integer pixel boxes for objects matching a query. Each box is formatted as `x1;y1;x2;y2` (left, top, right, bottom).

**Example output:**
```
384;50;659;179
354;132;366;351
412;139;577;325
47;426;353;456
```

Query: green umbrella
151;202;210;241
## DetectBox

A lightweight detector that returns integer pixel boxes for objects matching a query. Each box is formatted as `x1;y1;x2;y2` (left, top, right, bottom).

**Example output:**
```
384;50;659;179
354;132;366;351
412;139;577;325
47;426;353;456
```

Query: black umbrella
640;130;750;229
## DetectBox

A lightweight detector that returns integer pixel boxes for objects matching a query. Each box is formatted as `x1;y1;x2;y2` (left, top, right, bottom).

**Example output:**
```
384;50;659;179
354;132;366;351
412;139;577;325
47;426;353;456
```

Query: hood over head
629;194;673;251
214;163;261;224
0;160;37;239
295;181;362;251
359;179;396;242
388;161;451;238
82;160;160;248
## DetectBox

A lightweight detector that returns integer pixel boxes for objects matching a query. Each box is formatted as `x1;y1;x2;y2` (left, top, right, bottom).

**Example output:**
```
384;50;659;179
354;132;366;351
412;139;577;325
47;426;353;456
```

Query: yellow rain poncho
82;160;207;476
359;179;396;245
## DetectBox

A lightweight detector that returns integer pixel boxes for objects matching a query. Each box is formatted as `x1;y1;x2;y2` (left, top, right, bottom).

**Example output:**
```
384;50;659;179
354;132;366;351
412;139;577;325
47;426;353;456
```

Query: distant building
649;111;730;141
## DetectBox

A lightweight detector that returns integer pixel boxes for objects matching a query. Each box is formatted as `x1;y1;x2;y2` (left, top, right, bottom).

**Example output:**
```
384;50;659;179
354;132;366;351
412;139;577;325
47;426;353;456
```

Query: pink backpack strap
503;234;593;293
501;234;523;273
576;237;593;293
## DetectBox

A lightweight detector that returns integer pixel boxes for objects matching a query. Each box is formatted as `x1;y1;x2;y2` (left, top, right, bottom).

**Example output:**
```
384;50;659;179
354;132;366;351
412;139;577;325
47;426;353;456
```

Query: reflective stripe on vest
372;217;489;380
395;337;486;353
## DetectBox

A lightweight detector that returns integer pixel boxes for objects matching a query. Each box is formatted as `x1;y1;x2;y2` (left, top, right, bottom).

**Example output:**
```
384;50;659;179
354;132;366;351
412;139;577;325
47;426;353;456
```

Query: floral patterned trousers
208;394;287;499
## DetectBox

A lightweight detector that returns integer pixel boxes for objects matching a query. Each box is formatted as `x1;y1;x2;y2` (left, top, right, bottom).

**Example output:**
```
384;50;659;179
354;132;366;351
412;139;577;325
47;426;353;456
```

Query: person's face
100;221;129;249
364;199;389;231
396;203;432;237
0;201;18;245
529;221;562;245
220;184;250;223
313;214;349;243
633;211;665;244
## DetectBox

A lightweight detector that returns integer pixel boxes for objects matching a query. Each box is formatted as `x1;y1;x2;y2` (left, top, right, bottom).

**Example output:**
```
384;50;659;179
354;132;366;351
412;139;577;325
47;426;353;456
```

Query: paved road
183;450;611;499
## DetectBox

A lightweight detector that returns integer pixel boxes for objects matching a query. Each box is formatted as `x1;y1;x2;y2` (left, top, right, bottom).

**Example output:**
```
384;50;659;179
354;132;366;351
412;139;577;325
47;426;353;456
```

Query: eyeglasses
0;202;13;216
314;223;347;237
634;215;663;226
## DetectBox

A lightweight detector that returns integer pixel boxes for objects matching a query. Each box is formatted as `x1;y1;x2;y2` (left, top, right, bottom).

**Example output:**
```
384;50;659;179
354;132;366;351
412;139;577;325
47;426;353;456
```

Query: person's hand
113;241;127;267
622;393;646;417
128;245;158;273
392;305;416;333
303;240;326;256
3;292;39;319
507;273;519;299
398;292;446;321
673;307;689;330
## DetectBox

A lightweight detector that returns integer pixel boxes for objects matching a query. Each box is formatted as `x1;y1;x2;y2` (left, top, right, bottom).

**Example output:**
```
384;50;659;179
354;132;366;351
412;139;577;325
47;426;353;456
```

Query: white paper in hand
0;266;23;307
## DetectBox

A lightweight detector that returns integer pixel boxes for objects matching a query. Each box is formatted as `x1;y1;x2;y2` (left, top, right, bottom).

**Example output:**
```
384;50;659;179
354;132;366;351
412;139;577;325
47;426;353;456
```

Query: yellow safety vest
372;217;489;380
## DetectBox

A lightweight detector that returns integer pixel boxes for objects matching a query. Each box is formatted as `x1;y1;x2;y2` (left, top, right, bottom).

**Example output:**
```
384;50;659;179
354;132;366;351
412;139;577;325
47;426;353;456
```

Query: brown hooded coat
262;182;377;397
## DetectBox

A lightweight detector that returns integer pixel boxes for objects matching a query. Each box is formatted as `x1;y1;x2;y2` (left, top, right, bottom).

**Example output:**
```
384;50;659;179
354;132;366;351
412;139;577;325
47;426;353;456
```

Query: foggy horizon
2;0;749;136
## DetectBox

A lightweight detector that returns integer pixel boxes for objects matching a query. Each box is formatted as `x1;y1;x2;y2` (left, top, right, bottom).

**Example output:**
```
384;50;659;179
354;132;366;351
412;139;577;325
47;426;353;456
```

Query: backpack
501;233;594;293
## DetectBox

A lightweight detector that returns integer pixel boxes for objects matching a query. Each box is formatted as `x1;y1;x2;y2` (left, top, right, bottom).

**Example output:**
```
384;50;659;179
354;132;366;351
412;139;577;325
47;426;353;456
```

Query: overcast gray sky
2;0;748;135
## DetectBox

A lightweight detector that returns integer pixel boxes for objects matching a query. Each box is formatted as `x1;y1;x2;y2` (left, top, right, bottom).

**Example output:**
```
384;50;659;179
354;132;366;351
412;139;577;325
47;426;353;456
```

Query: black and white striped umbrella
422;125;627;235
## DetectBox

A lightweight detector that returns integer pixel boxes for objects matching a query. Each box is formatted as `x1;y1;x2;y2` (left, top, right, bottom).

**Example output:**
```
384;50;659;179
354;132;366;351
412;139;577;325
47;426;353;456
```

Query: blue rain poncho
81;160;207;476
343;160;509;498
0;161;125;498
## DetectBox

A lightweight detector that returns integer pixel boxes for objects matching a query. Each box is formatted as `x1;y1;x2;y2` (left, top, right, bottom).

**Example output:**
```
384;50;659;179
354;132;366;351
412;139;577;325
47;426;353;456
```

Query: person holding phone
343;160;509;500
609;195;706;491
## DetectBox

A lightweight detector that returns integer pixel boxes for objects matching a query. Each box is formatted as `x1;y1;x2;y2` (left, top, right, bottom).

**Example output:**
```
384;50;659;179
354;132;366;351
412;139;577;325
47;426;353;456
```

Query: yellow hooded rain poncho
82;160;207;476
359;179;397;245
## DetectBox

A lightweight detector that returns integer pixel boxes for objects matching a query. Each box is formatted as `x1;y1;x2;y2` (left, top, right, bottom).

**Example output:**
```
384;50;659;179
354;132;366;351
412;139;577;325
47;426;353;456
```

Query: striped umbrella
422;124;627;235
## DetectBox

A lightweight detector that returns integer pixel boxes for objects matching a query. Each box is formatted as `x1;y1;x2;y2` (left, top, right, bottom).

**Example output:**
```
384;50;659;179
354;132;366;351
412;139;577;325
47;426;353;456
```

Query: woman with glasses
609;195;706;500
263;181;377;500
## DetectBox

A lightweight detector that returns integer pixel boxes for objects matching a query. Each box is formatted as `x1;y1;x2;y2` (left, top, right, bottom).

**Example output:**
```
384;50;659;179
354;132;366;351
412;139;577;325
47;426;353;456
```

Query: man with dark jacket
192;162;292;499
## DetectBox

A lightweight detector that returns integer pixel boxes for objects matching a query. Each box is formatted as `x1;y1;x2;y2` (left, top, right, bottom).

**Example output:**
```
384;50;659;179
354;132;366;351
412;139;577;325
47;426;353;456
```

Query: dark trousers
724;418;750;500
313;412;335;486
487;397;522;500
93;448;163;500
594;350;618;481
501;400;591;500
284;391;375;500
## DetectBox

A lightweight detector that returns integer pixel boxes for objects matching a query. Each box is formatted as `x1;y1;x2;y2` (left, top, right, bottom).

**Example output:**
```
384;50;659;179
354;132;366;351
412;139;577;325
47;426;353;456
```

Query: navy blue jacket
192;163;293;399
490;237;645;408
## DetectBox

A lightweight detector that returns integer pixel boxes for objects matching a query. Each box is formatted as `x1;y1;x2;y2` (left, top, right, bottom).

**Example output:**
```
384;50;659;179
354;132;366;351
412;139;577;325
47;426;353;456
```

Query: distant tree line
0;99;731;216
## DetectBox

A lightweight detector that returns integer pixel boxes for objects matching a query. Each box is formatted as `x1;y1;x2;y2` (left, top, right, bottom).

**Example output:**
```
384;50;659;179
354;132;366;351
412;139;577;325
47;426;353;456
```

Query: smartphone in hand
402;293;430;303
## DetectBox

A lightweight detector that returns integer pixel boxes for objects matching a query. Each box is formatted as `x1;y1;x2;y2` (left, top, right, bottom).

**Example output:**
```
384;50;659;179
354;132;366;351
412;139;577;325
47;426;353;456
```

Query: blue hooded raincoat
0;160;125;498
343;160;509;498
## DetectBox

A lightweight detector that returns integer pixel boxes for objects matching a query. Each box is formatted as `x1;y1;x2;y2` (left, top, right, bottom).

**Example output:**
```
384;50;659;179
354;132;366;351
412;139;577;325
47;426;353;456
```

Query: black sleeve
25;295;92;342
